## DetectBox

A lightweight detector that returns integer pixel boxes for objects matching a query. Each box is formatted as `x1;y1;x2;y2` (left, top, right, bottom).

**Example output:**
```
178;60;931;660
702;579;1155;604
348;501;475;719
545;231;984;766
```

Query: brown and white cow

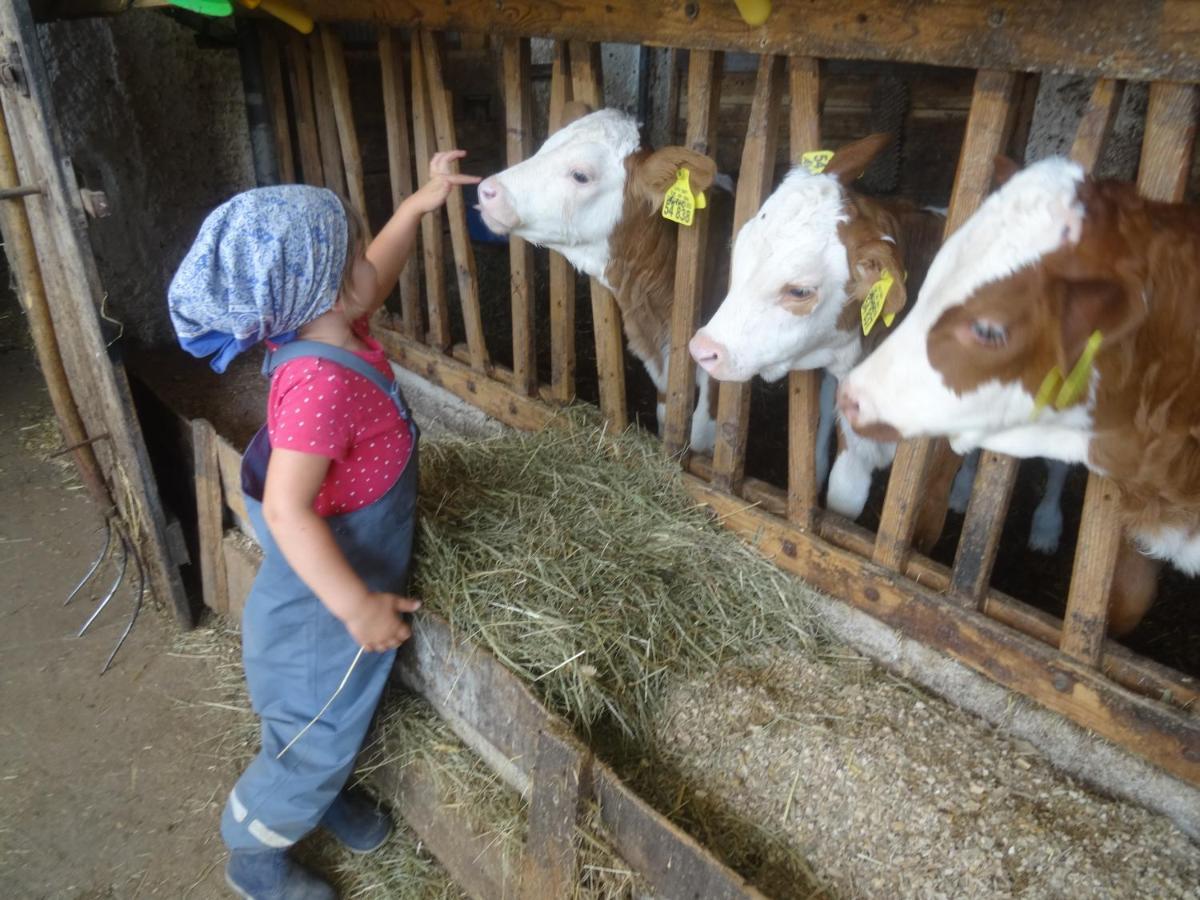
839;156;1200;633
476;106;729;450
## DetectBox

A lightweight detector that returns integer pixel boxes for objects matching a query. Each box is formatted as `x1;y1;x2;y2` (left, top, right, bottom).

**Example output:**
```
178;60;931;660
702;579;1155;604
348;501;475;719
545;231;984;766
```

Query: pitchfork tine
64;521;112;606
77;533;128;638
101;536;143;675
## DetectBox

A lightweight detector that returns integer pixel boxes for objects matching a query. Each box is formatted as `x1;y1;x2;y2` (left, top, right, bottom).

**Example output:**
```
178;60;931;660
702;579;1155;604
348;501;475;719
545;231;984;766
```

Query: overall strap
263;340;410;420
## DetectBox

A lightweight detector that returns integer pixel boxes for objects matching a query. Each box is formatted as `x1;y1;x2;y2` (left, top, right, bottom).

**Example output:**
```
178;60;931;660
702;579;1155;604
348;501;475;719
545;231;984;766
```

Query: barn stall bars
224;4;1200;791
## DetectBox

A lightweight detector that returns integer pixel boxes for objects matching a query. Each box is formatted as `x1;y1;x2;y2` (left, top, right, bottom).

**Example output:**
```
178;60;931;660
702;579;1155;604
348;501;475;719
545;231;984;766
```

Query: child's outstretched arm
262;448;420;652
364;150;480;314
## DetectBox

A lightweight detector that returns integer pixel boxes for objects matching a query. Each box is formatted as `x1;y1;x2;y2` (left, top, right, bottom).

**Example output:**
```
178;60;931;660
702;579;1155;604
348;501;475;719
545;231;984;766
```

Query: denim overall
221;340;419;852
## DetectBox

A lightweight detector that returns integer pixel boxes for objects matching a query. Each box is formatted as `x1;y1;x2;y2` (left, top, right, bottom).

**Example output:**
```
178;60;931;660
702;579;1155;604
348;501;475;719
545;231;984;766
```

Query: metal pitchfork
65;516;145;674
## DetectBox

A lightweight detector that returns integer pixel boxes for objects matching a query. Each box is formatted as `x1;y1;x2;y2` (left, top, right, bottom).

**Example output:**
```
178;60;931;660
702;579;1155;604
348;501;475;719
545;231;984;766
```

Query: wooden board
519;727;591;899
308;31;347;195
321;26;369;217
501;36;538;398
662;49;722;458
379;27;423;338
284;30;324;186
192;419;229;615
297;1;1200;83
547;42;576;404
259;28;295;184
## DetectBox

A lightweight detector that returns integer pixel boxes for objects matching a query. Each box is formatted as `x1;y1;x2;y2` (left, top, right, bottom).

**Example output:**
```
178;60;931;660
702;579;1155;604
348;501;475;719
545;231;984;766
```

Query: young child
169;153;479;900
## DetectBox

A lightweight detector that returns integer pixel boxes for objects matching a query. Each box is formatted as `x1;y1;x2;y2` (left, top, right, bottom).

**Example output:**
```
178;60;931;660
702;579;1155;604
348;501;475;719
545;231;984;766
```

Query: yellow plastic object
800;150;834;174
662;168;705;227
733;0;772;26
859;269;895;336
1031;329;1103;419
238;0;314;34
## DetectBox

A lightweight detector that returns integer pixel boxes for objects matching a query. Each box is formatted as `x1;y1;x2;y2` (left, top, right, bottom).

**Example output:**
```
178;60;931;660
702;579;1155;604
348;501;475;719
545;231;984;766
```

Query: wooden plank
786;56;822;529
308;32;346;194
686;477;1200;787
259;28;295;184
0;4;190;625
285;31;324;186
569;40;627;432
321;26;369;218
221;530;261;621
502;36;538;397
295;1;1200;84
710;53;784;494
949;453;1018;604
547;42;576;404
1070;78;1123;168
192;419;229;615
1137;81;1199;202
520;728;591;900
409;31;450;350
215;433;251;531
379;27;422;339
419;29;490;372
873;68;1017;570
1060;474;1122;665
662;49;722;457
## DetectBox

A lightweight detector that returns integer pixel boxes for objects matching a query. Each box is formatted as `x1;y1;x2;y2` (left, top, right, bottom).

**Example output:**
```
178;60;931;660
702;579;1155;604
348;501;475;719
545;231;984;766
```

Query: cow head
688;134;907;383
476;106;716;282
838;157;1146;456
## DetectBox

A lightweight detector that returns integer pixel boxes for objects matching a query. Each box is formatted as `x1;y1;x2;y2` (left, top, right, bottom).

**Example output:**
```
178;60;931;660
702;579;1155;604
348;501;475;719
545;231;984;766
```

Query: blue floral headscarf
168;185;349;373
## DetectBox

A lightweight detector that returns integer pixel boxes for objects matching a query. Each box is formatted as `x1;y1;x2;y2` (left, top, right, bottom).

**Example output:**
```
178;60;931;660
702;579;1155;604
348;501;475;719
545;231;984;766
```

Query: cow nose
478;176;500;203
837;382;861;425
689;332;725;375
838;382;902;442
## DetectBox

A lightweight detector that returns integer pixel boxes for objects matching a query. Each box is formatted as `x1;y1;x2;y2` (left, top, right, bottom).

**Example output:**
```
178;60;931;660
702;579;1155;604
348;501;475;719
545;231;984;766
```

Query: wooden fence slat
308;32;347;194
547;42;576;404
710;53;784;494
321;26;369;219
192;418;229;615
1070;78;1123;167
284;31;323;186
502;36;538;397
259;28;295;184
786;56;822;528
872;68;1017;570
380;27;423;339
409;32;451;350
419;29;490;373
519;727;591;899
1137;81;1199;203
662;49;722;456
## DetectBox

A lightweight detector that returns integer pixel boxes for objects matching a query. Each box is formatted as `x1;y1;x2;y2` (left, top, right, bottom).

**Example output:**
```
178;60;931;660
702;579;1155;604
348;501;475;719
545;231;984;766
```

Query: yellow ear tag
1031;329;1102;419
860;269;895;336
662;167;699;227
801;150;834;174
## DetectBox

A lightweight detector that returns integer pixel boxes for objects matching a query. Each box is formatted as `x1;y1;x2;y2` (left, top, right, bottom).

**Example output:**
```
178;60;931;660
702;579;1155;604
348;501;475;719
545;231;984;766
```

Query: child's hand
343;592;422;652
406;150;481;215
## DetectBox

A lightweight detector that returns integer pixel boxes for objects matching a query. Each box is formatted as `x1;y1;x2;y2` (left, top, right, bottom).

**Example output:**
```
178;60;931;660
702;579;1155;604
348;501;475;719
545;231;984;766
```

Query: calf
839;156;1200;633
476;106;729;450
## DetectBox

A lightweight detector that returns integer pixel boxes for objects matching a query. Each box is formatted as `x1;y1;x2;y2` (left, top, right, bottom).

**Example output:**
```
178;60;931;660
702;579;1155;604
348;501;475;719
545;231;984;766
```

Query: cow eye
786;286;815;300
570;170;590;184
969;319;1008;347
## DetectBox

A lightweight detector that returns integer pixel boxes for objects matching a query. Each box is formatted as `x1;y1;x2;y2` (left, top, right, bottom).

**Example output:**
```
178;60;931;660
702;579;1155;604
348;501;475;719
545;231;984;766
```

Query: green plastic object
167;0;234;16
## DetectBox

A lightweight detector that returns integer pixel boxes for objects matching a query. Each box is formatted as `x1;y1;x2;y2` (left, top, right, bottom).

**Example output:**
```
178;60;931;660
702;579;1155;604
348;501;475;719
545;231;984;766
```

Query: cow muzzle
689;331;732;379
837;382;902;443
475;176;520;234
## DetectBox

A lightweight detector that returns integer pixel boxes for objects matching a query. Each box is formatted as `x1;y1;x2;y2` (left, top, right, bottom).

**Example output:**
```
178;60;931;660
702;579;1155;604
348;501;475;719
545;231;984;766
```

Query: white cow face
690;134;906;383
476;106;640;277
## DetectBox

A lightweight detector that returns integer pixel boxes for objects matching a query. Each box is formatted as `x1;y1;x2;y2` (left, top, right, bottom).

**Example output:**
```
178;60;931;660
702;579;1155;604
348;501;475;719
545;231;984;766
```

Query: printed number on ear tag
662;168;700;227
801;150;835;174
860;269;895;336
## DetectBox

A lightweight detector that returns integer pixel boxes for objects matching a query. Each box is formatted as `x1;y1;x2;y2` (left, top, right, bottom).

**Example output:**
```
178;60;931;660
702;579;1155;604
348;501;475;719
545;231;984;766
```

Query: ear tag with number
662;168;702;227
860;269;895;336
1031;329;1103;419
801;150;835;174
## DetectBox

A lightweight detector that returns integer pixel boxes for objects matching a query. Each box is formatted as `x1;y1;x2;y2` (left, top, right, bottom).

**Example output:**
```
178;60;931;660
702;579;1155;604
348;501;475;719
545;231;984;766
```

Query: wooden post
519;728;592;899
502;36;538;397
192;418;229;615
548;42;576;404
380;28;422;339
308;32;346;195
258;28;295;184
662;50;723;457
786;56;822;529
873;69;1017;570
409;32;451;350
710;53;784;494
284;31;323;186
419;30;490;373
321;26;369;220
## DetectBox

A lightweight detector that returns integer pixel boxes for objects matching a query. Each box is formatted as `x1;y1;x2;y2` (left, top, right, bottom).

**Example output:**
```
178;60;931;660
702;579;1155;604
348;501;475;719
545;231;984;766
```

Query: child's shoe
320;788;393;853
225;848;335;900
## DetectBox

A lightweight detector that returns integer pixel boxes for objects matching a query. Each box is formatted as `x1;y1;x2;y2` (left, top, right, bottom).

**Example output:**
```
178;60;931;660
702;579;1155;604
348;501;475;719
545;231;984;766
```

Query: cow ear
849;238;907;321
992;155;1021;191
1053;274;1143;370
823;133;894;186
632;147;718;205
559;101;594;129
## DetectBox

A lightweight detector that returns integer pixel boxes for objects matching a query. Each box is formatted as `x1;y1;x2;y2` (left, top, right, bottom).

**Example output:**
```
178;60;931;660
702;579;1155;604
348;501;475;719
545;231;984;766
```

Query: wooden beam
547;42;576;404
520;727;591;899
873;68;1017;571
710;52;784;494
662;50;722;457
321;26;369;219
1070;78;1123;168
1137;81;1199;203
419;29;490;373
192;419;229;616
259;27;295;183
501;37;538;398
293;1;1200;84
409;31;450;350
308;31;346;194
284;30;323;186
379;27;422;339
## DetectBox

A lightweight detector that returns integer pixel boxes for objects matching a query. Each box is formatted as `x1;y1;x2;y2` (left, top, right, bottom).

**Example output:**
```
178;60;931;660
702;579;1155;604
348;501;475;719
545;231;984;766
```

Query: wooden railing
250;9;1200;799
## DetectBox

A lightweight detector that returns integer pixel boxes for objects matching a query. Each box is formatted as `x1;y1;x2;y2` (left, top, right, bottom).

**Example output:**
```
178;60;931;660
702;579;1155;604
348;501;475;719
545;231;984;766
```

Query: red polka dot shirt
266;321;414;517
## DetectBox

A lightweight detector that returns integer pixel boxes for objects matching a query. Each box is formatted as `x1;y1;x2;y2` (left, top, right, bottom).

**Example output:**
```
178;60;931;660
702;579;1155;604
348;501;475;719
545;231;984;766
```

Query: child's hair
336;194;371;318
